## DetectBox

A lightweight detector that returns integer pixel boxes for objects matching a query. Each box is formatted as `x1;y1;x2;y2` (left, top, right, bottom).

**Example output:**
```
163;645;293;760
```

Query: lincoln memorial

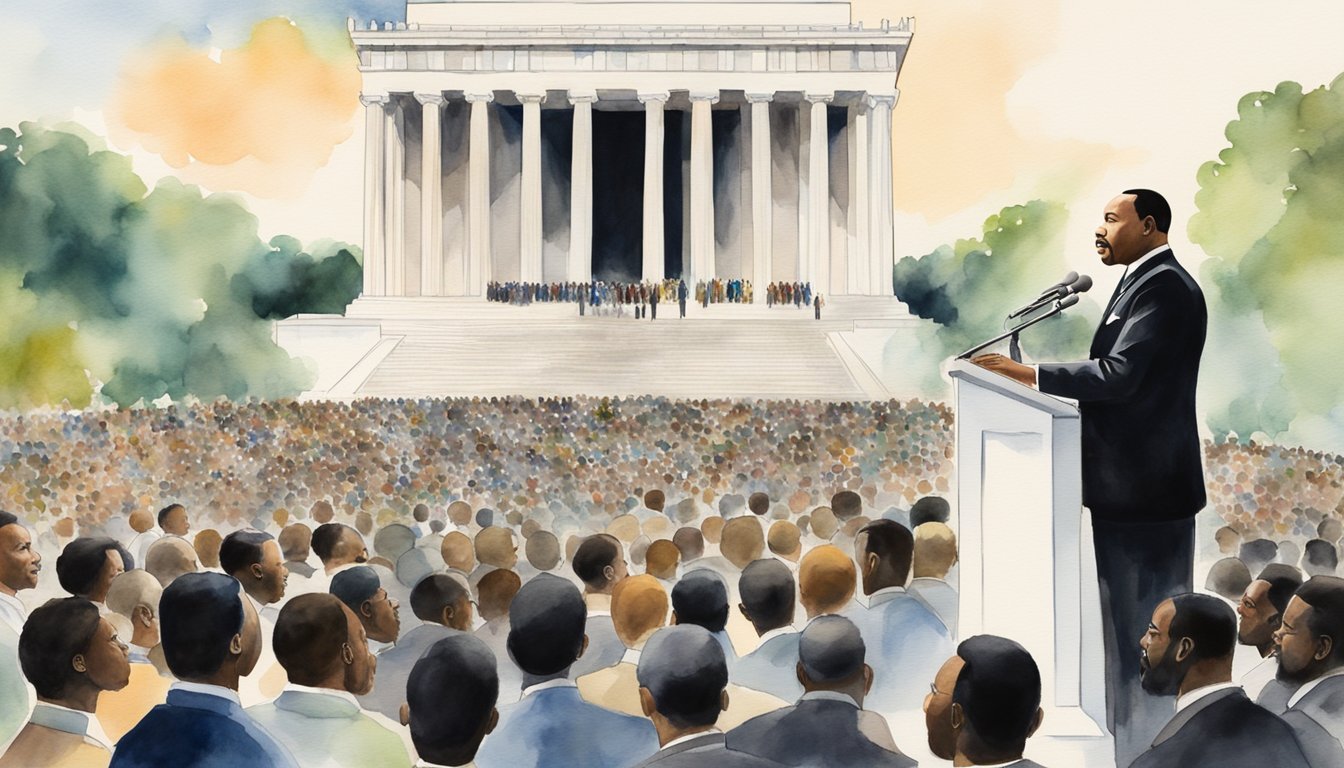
351;0;912;300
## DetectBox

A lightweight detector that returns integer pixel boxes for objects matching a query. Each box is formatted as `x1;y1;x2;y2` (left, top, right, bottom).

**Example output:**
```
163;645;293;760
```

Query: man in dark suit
974;189;1207;764
112;572;298;768
1273;576;1344;766
678;280;688;318
924;634;1047;768
634;625;779;768
729;615;914;767
1236;564;1302;711
1129;593;1308;768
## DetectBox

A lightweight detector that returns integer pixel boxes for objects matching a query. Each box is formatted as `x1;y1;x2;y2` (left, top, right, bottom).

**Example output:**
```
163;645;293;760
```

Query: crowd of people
1204;438;1344;541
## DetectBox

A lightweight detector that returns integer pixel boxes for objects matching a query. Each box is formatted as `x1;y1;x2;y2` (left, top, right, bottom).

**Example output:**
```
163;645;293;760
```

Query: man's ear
950;702;965;731
399;703;410;726
250;563;264;581
720;689;730;712
1316;635;1334;663
577;633;589;660
485;707;499;736
1028;707;1044;738
1174;637;1195;664
737;603;751;623
1142;216;1156;235
230;633;244;656
72;654;87;674
862;663;874;695
341;642;355;666
135;604;153;627
865;552;880;578
671;610;680;626
639;687;657;718
441;605;455;627
603;565;616;584
360;600;375;619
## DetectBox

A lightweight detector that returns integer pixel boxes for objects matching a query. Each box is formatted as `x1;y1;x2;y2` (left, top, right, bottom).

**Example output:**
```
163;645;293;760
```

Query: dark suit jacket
1128;687;1309;768
1036;248;1207;521
111;688;297;768
635;732;780;768
727;695;916;768
1281;675;1344;768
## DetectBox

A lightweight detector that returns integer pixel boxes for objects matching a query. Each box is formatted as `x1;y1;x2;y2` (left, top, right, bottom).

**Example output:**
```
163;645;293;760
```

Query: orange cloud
112;17;360;198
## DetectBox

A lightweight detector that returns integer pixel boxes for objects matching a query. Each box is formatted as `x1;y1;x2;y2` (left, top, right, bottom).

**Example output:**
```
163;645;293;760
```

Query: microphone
1007;274;1092;319
1038;271;1078;297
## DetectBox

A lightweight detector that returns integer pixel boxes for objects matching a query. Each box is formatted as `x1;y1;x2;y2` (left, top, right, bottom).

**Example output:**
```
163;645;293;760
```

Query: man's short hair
408;635;499;766
56;537;133;596
644;490;666;512
1122;188;1172;234
410;573;470;623
909;496;951;528
857;519;915;583
478;569;522;620
1204;557;1252;601
1295;576;1344;664
953;635;1042;753
278;523;312;560
106;570;163;620
738;559;795;630
1304;540;1339;573
747;493;770;516
637;625;726;729
0;511;19;530
330;566;381;612
311;523;348;562
525;530;561;571
413;504;430;523
720;517;765;569
672;569;730;633
767;521;801;558
1257;563;1305;617
830;491;862;521
1240;539;1278;570
160;572;246;679
157;503;185;528
374;524;417;561
475;508;494;528
572;534;621;589
507;574;587;676
1168;593;1236;661
672;527;704;562
19;597;102;699
219;530;273;577
273;594;350;686
798;615;865;683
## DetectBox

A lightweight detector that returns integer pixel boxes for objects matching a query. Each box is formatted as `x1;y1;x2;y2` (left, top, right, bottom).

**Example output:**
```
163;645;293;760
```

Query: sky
2;0;1342;299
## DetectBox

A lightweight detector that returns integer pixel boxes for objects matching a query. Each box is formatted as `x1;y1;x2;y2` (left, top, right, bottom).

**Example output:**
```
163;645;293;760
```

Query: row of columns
361;89;898;298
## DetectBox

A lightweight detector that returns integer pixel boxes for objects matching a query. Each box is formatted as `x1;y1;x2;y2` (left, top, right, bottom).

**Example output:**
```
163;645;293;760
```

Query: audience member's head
672;527;704;563
447;501;473;529
1277;540;1302;571
143;537;198;588
644;490;666;514
809;507;838;541
278;523;312;564
1213;526;1241;555
106;569;163;649
573;534;628;594
411;572;474;631
273;593;374;696
192;529;223;570
220;529;287;606
671;569;729;634
1318;518;1344;545
311;500;335;525
1240;538;1278;574
607;514;642;545
1204;557;1252;602
612;574;670;650
408;635;499;766
700;516;725;545
413;504;430;525
831;491;863;521
0;511;41;595
354;511;375;538
855;519;914;595
913;522;958;580
637;625;728;737
373;524;417;563
1139;593;1236;696
441;531;477;573
160;572;261;687
738;559;796;636
797;615;871;704
158;503;190;537
525;530;561;571
128;509;154;535
394;549;433;590
909;496;951;528
331;565;400;644
799;545;857;619
672;498;698;526
720;517;765;570
312;523;368;571
475;508;494;529
630;535;652;568
476;527;518;570
748;493;771;517
1237;566;1304;654
645;539;681;581
507;574;587;678
766;521;802;563
57;537;132;603
1304;539;1340;577
478;568;522;623
1275;575;1344;685
19;597;130;708
926;635;1043;764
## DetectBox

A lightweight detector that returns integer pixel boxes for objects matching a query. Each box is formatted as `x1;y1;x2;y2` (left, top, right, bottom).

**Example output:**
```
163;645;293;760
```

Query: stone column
689;91;719;284
519;92;545;284
385;96;406;297
851;98;871;295
747;93;773;302
869;92;897;296
360;94;389;297
466;92;494;295
639;91;669;283
807;92;833;299
416;92;446;297
569;90;597;283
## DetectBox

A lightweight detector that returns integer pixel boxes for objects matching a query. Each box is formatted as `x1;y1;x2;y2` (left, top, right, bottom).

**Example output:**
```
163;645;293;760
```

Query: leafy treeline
0;122;361;409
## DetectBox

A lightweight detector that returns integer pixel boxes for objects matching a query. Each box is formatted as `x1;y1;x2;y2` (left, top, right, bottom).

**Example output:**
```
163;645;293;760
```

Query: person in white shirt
0;511;41;749
157;503;191;540
909;522;959;637
407;634;501;768
309;523;370;594
55;538;131;613
221;530;289;706
125;510;161;574
1235;565;1302;708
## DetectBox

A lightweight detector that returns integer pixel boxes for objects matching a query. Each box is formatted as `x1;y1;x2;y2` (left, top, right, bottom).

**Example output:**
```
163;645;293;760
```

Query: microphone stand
956;298;1077;361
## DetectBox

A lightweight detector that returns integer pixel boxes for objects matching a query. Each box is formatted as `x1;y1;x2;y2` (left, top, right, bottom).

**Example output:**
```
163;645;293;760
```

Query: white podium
948;359;1106;737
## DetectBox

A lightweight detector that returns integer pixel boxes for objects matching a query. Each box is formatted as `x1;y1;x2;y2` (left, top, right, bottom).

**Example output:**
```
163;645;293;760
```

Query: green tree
1189;73;1344;447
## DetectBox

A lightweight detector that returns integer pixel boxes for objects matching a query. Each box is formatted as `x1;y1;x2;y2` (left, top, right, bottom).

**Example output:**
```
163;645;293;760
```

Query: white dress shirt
0;592;27;637
1175;681;1240;713
28;701;112;750
520;677;576;699
660;728;723;751
170;680;242;706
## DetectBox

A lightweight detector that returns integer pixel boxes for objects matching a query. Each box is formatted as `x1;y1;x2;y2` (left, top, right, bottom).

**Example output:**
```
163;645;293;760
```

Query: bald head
799;545;856;619
612;574;670;649
525;530;561;571
129;510;155;534
701;517;725;545
645;540;680;581
809;507;838;541
607;514;641;545
767;521;802;562
672;528;704;563
447;501;473;528
721;517;765;570
475;527;518;570
145;537;199;588
441;531;476;572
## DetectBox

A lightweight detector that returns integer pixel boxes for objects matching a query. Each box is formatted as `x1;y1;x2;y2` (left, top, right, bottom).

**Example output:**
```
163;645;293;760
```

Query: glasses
929;682;950;698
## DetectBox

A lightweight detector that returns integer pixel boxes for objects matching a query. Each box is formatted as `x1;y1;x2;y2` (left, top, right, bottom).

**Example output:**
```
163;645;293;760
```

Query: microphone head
1070;274;1093;293
1059;294;1081;309
1060;271;1078;286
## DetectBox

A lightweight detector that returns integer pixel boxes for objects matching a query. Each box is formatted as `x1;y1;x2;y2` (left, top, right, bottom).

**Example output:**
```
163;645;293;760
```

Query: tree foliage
0;122;361;408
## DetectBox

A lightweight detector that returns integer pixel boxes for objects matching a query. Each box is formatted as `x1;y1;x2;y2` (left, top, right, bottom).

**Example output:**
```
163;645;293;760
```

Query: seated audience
471;527;518;595
909;521;959;636
474;568;525;705
310;523;369;591
798;545;857;620
112;571;298;767
2;598;130;768
571;534;629;677
578;575;672;717
672;569;740;674
853;519;953;715
193;529;223;573
1236;564;1303;708
520;529;562;581
645;539;681;584
278;523;316;580
360;572;473;721
221;529;290;704
408;635;501;768
923;634;1045;768
632;625;776;768
330;565;401;652
158;503;191;539
730;615;914;767
475;574;658;768
1128;593;1308;768
0;511;40;748
1275;576;1344;767
247;593;411;767
766;521;802;568
441;531;477;574
56;538;132;610
909;496;951;528
734;559;802;701
143;537;198;588
1303;539;1340;577
100;570;171;741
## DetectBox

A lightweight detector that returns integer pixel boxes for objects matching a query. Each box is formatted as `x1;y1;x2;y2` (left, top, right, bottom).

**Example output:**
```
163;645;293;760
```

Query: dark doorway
663;111;687;279
592;110;645;281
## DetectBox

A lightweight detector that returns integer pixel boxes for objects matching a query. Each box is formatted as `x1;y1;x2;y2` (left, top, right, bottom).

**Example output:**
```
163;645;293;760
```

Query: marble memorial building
353;0;912;300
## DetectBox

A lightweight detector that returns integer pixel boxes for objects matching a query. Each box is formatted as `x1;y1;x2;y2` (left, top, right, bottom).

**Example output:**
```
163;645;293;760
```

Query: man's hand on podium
971;353;1037;388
